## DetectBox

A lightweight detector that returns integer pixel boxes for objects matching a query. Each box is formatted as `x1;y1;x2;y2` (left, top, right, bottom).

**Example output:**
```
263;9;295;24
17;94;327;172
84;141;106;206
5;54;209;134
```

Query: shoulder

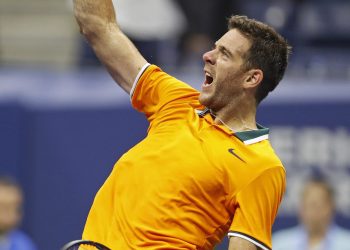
255;139;285;169
236;126;285;174
273;226;301;240
273;226;303;249
333;225;350;234
252;141;286;185
9;230;38;250
131;64;201;111
133;64;199;96
331;225;350;243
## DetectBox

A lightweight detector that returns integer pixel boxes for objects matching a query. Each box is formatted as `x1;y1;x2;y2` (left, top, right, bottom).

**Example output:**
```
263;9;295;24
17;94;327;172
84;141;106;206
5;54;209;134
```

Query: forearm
73;0;147;93
88;25;147;93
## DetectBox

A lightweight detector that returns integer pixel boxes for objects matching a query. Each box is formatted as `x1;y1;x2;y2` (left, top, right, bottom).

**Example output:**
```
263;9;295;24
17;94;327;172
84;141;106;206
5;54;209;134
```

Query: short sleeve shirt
83;64;286;250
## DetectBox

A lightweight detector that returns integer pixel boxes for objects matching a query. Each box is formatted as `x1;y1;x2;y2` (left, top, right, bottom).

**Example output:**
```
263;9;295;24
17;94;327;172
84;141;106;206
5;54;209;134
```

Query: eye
219;48;230;58
222;51;229;58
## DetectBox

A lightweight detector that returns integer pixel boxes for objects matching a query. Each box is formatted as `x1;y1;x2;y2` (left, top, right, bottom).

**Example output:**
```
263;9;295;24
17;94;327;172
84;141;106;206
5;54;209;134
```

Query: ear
243;69;263;89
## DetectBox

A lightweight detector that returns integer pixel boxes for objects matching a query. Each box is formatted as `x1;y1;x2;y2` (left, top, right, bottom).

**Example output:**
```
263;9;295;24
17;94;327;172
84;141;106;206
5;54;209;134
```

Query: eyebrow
215;43;234;58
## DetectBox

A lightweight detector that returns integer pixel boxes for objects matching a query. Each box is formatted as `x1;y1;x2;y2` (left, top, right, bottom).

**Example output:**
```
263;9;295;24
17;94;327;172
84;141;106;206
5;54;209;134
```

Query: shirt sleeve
130;64;201;123
228;167;286;250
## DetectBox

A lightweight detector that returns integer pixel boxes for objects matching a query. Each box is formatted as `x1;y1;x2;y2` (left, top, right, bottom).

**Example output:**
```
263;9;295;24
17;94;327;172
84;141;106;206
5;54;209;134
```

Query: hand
73;0;117;36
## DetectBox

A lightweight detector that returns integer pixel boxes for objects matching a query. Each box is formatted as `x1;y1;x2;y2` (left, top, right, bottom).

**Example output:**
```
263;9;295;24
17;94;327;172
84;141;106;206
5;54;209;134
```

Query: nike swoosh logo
228;148;246;163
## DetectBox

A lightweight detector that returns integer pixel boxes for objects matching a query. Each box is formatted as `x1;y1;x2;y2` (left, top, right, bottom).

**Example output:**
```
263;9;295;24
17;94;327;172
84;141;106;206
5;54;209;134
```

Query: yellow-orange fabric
83;65;286;250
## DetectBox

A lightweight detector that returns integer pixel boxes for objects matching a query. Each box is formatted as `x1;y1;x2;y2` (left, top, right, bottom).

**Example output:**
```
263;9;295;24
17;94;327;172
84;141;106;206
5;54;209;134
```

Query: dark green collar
196;108;270;145
234;124;269;145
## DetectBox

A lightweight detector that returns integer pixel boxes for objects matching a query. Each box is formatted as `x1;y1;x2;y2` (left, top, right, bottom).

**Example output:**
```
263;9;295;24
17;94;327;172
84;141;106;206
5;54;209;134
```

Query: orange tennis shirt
83;64;286;250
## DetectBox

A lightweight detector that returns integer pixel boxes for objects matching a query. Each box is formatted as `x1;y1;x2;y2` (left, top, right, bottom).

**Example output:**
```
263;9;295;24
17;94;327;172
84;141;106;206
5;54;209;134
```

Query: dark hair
228;15;292;104
303;176;335;203
0;175;22;192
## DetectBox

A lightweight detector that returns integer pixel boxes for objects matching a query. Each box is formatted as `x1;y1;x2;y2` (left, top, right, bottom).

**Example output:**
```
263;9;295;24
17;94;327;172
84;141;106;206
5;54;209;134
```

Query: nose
203;49;216;65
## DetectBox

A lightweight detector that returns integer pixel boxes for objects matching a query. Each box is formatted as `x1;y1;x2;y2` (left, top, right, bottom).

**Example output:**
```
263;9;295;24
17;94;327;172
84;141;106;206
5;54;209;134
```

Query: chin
198;93;207;105
198;92;212;108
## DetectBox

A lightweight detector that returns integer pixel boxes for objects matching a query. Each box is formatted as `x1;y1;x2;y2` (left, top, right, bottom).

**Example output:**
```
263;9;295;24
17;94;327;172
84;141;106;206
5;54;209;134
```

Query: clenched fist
73;0;117;36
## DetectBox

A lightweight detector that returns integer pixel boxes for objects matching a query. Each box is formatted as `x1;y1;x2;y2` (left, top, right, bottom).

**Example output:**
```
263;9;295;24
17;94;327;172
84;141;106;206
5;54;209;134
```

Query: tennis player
73;0;291;249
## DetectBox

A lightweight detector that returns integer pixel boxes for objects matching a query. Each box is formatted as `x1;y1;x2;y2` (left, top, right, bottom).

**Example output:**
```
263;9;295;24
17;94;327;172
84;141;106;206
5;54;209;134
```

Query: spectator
273;177;350;250
0;176;37;250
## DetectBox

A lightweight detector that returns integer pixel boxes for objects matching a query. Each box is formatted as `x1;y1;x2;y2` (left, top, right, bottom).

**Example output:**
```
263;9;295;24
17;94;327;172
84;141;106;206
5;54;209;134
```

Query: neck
308;232;327;247
211;99;257;132
307;226;329;247
0;233;8;241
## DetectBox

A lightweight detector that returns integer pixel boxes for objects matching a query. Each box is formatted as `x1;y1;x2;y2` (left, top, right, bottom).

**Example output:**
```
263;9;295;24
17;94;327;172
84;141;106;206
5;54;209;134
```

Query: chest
131;120;258;195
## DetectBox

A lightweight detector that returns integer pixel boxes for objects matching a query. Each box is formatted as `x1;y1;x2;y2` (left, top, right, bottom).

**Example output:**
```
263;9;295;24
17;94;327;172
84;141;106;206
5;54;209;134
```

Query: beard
199;75;243;113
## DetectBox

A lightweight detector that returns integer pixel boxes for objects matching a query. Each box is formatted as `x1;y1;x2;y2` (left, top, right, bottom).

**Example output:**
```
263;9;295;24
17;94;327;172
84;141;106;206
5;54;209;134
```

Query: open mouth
204;72;214;86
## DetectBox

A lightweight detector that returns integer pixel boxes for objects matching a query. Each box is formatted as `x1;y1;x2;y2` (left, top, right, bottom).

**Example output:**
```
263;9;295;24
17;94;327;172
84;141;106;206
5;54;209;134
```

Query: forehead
302;183;331;201
216;29;251;56
0;185;22;203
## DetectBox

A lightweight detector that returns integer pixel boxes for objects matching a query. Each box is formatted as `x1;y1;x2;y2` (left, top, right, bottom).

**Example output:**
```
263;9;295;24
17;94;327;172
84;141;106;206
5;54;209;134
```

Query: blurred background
0;0;349;249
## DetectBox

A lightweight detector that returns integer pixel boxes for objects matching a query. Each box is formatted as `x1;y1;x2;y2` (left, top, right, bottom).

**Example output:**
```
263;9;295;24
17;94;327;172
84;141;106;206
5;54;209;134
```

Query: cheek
302;201;332;221
219;73;243;96
222;63;244;81
1;202;21;221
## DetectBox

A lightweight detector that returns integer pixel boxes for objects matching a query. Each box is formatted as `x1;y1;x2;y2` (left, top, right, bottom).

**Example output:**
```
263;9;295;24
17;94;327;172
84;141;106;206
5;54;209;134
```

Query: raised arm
73;0;148;94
